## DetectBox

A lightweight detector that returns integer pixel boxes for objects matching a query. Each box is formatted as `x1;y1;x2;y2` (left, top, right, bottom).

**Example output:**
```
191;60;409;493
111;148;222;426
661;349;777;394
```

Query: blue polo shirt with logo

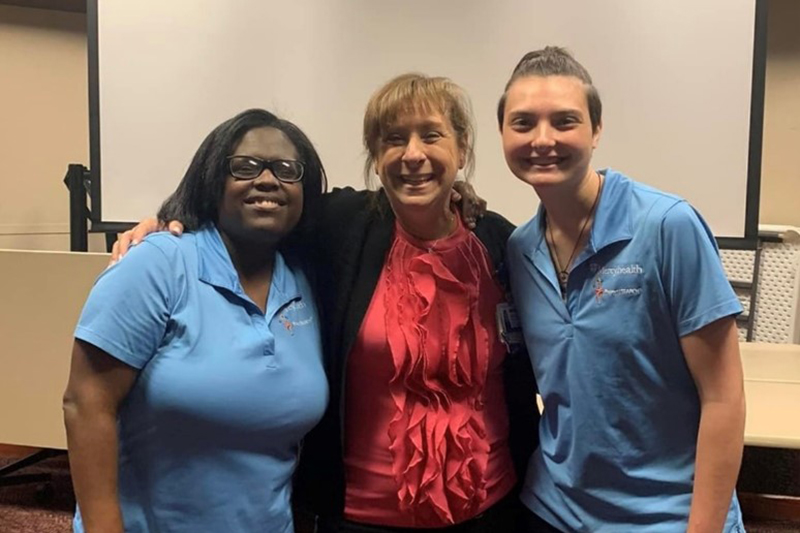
507;169;744;532
73;225;328;533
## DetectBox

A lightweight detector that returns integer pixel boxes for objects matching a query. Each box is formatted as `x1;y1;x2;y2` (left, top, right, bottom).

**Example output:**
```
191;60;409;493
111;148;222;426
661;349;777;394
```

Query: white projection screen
88;0;766;245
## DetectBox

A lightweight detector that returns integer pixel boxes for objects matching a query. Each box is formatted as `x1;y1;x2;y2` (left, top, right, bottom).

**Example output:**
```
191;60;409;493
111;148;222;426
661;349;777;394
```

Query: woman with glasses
63;108;329;533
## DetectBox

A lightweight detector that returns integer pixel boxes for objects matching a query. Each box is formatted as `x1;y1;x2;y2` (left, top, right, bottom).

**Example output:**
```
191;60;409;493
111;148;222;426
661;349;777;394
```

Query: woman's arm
681;317;746;533
109;183;488;261
63;340;139;533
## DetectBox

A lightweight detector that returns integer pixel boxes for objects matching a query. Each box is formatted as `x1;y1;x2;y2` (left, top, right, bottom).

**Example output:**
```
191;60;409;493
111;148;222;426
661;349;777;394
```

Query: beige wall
760;0;800;227
0;1;798;250
0;4;104;251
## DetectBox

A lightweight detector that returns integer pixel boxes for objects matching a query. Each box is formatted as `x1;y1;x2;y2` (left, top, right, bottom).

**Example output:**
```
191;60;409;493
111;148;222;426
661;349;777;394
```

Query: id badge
496;302;523;352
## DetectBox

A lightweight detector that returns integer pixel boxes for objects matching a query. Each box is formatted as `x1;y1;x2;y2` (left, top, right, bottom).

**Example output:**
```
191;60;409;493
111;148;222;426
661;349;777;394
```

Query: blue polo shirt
73;225;328;533
507;170;744;532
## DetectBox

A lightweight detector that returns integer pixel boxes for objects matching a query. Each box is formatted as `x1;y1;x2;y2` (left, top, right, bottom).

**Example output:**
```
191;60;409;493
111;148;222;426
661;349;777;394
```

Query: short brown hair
497;46;602;133
363;73;476;186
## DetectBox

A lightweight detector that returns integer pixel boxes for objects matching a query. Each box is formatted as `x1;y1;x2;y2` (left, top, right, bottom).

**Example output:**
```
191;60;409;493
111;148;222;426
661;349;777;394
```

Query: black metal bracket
63;163;136;252
63;163;91;252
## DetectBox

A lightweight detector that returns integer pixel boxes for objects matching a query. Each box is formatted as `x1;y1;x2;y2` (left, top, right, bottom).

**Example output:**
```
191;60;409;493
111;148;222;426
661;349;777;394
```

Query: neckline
545;172;604;300
393;213;467;253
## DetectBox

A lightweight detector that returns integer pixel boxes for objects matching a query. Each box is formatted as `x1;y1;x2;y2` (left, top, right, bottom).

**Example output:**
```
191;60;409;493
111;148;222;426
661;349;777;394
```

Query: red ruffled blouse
342;217;516;528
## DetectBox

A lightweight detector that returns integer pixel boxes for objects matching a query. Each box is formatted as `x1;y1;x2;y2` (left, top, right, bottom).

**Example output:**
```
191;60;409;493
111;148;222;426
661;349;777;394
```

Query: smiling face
501;75;601;190
374;108;464;217
217;126;303;247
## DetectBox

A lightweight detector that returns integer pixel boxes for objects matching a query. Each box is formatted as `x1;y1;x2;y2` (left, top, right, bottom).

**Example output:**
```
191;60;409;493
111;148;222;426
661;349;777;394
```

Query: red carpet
0;452;73;533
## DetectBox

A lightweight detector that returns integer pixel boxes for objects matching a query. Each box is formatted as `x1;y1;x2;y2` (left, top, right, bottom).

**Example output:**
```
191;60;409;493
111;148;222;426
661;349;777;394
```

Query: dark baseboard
740;492;800;521
0;444;41;459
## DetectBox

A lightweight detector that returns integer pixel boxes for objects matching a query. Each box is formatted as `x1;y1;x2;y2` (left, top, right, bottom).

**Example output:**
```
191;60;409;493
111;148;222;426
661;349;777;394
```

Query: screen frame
85;0;769;247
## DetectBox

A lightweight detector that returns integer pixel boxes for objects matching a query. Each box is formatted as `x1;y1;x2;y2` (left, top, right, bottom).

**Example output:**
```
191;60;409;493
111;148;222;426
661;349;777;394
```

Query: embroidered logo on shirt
278;300;314;335
594;277;605;302
590;263;643;302
285;300;306;312
280;316;295;335
590;263;644;277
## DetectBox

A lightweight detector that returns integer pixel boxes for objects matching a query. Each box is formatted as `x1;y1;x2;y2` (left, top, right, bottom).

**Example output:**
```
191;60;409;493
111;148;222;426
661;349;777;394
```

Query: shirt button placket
251;309;275;360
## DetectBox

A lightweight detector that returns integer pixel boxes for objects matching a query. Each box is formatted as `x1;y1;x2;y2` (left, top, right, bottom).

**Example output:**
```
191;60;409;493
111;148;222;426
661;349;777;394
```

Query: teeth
402;175;432;184
529;158;561;166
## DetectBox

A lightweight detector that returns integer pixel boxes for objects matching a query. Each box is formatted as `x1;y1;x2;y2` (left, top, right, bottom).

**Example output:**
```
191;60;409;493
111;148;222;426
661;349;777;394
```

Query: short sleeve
658;201;742;337
74;238;183;369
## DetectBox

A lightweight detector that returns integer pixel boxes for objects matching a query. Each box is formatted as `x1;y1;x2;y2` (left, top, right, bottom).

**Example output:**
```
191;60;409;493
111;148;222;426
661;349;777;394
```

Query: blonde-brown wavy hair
362;73;476;188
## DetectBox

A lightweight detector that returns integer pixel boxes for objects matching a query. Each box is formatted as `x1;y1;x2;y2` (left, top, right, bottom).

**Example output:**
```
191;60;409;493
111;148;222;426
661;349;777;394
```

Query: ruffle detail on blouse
383;220;500;525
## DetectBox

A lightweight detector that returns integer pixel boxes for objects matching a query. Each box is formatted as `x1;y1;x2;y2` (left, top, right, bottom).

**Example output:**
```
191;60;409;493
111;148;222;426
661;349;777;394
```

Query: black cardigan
295;187;539;523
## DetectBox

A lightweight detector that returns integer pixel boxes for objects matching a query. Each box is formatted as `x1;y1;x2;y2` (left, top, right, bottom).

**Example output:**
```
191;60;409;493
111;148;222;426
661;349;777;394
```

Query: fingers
167;221;184;236
130;218;160;245
464;204;478;229
449;188;476;227
109;217;180;263
114;229;136;260
109;239;121;265
463;209;477;229
466;197;487;229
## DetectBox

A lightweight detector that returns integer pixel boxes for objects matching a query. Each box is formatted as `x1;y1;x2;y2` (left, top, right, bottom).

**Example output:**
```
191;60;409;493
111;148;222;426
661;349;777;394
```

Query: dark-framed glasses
227;155;305;183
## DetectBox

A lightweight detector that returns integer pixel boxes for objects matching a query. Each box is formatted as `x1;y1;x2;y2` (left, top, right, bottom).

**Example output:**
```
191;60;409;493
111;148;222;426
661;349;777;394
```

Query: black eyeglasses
227;155;305;183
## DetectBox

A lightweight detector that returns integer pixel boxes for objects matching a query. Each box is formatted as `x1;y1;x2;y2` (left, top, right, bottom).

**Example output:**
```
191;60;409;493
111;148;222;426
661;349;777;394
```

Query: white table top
740;342;800;448
533;342;800;449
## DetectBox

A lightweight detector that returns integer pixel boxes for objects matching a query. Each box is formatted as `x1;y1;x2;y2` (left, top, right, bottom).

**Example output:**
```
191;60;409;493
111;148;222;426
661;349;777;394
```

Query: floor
1;449;798;533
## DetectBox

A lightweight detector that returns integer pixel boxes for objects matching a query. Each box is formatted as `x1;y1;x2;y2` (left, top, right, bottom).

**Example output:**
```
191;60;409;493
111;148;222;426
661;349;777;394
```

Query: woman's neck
219;230;276;312
220;232;275;273
394;204;457;241
539;169;601;238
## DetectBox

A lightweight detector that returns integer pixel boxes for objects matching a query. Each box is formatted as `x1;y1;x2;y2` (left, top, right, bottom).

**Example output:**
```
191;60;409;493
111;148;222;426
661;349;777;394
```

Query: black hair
157;108;327;250
497;46;602;132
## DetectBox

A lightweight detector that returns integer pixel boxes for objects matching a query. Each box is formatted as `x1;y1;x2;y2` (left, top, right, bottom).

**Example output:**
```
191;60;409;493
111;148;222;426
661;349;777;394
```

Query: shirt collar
195;225;299;304
586;168;633;253
527;168;633;262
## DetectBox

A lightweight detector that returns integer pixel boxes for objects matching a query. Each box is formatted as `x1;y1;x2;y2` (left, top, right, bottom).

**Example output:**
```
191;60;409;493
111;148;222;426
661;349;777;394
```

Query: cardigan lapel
338;192;395;364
